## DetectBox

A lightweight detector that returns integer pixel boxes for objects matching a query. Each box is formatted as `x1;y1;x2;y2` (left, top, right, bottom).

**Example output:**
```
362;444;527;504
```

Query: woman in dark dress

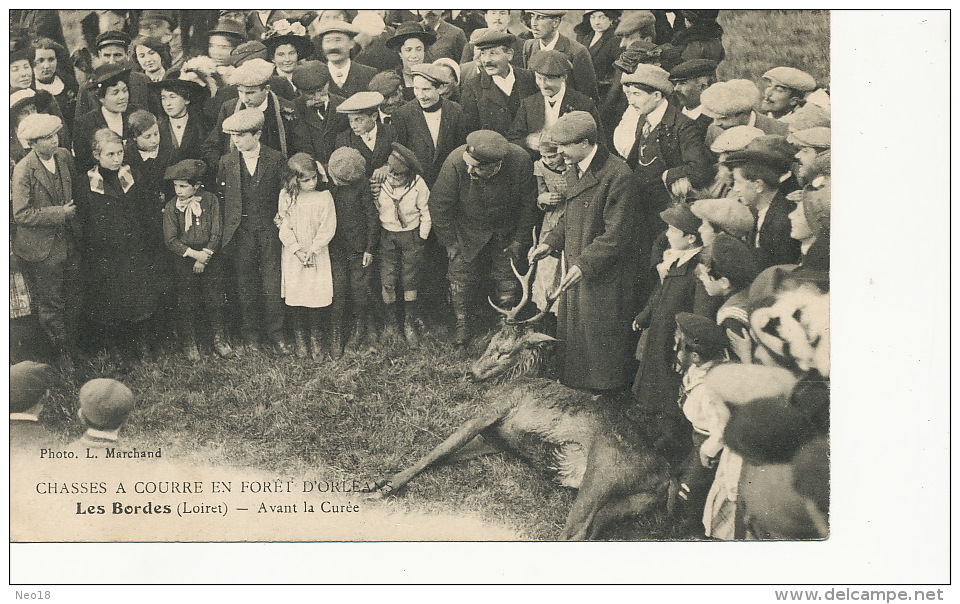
31;38;79;132
78;128;159;361
575;10;622;102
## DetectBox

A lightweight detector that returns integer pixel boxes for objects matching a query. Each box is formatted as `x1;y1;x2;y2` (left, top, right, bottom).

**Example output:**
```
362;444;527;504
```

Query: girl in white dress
277;153;337;359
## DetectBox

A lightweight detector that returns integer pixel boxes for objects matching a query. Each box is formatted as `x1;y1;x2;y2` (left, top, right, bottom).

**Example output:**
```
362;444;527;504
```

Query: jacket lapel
413;105;437;158
565;146;609;199
29;152;59;199
480;73;510;110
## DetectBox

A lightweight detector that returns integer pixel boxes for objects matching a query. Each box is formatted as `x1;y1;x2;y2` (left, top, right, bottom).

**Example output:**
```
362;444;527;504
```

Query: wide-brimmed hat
87;63;131;92
386;22;437;51
147;74;206;104
263;23;314;61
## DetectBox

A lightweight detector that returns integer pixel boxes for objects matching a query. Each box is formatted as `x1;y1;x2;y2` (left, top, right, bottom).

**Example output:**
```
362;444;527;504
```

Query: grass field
30;10;830;542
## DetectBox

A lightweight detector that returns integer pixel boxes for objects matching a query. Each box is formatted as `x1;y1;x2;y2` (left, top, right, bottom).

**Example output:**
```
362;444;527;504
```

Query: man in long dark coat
530;112;640;393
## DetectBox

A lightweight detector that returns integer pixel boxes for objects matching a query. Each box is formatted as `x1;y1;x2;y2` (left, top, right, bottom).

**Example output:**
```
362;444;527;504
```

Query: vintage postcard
7;7;950;588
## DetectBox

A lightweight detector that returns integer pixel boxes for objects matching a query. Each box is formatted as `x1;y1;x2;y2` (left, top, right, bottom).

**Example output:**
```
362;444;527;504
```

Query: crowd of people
9;9;830;541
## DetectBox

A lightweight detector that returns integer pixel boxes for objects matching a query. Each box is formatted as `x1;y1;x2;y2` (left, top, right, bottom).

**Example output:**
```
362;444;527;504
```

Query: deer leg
373;402;511;498
586;493;661;540
561;434;628;540
445;435;503;463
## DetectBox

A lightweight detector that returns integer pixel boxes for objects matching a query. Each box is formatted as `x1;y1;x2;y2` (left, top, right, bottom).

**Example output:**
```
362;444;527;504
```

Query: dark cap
88;63;131;92
669;59;718;82
659;202;701;235
208;19;246;41
389;142;425;176
10;361;56;413
291;61;331;92
96;30;132;50
707;232;761;288
386;22;437;51
164;159;207;181
472;29;517;50
528;50;572;77
78;378;135;431
675;312;725;358
463;130;510;165
723;149;793;175
228;41;268;67
368;71;404;96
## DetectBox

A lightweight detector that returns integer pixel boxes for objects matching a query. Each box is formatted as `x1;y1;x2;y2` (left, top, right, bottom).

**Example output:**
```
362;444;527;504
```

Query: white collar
10;412;40;422
748;111;758;127
100;106;124;135
328;59;351;76
544;83;566;106
362;124;379;143
491;66;516;95
682;105;703;120
139;148;159;160
241;142;262;159
379;109;391;122
662;246;702;268
38;154;58;173
644;98;670;129
577;144;599;175
85;427;120;441
538;33;559;51
256;96;270;113
35;75;65;95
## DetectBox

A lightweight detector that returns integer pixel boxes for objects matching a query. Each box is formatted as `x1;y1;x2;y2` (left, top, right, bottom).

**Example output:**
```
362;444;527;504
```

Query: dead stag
372;250;674;540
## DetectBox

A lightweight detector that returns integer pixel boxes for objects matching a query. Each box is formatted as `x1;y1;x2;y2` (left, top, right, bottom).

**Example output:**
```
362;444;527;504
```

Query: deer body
372;255;675;540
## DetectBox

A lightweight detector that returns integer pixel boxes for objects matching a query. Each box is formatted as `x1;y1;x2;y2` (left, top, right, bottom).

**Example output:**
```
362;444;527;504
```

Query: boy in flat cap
522;10;599;102
69;378;136;455
507;50;601;159
724;149;802;268
317;21;378;99
760;66;818;121
216;108;291;355
700;125;765;199
432;130;538;345
672;311;728;513
12;114;83;374
10;361;59;449
327;147;380;353
204;58;295;168
289;61;349;166
391;63;467;187
461;29;539;137
630;203;704;464
162;159;233;360
375;143;432;346
701;79;788;149
335;91;398;180
528;112;640;393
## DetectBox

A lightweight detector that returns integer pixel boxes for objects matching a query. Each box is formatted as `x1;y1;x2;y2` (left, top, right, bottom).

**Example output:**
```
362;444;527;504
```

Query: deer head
467;244;566;383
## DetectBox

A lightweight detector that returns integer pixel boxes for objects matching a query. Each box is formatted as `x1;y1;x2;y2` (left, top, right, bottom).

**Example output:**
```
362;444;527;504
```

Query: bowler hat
386;22;437;51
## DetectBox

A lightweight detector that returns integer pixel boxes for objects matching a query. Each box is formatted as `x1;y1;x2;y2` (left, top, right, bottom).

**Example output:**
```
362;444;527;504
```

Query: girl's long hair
283;152;321;202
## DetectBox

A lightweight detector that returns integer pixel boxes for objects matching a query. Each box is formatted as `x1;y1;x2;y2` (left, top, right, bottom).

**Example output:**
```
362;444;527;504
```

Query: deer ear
523;332;558;348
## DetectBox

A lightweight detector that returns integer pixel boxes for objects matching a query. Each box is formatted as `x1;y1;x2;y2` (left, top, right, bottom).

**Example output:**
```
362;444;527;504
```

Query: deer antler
489;227;540;322
520;250;567;325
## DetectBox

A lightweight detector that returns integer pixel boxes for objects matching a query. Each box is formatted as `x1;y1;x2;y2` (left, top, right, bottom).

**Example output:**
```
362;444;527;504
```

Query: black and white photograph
5;7;950;590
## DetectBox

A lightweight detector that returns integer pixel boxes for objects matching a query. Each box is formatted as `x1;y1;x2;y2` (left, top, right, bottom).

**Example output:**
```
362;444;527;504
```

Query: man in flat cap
701;79;788;148
431;130;538;345
335;91;398;179
459;11;527;67
760;66;818;122
367;71;406;124
613;64;714;264
204;57;295;169
12;114;82;373
522;10;599;102
216;108;291;355
788;127;831;187
507;49;602;159
668;58;718;136
289;61;349;166
529;111;641;393
74;29;156;120
318;21;379;99
461;29;539;137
